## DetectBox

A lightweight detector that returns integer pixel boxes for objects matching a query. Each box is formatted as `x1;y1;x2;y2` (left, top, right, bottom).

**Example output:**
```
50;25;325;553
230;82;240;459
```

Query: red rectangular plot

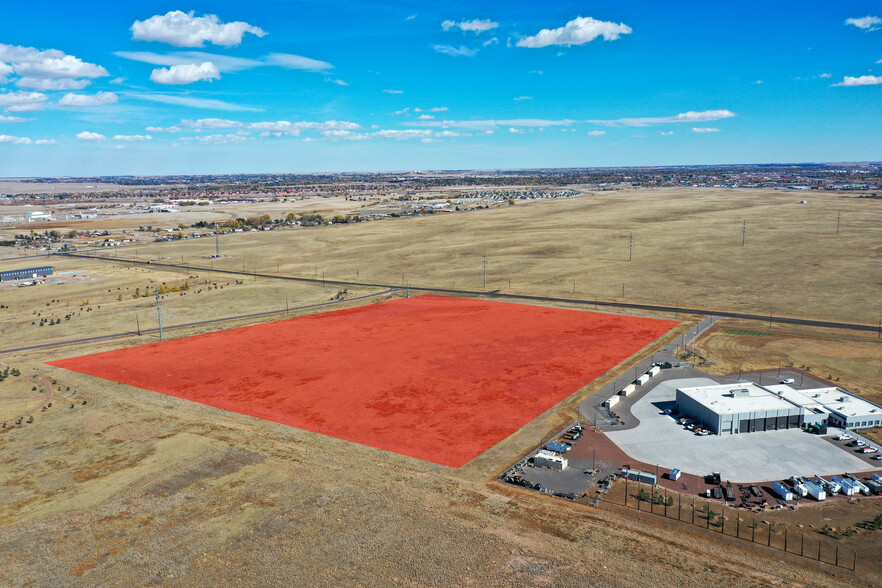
48;295;678;467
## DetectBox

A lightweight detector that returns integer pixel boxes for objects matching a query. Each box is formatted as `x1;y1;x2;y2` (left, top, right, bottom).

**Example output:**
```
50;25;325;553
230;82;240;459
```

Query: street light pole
155;290;163;340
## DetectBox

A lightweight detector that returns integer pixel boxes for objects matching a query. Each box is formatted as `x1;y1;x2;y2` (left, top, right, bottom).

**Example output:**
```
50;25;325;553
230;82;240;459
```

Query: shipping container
803;479;827;501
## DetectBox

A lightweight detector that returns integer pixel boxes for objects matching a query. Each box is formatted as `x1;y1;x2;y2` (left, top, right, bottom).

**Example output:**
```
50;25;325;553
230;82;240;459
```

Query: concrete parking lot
605;378;876;482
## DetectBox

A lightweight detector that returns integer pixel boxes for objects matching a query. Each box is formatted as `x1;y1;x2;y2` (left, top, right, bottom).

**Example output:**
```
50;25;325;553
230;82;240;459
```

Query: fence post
835;545;839;567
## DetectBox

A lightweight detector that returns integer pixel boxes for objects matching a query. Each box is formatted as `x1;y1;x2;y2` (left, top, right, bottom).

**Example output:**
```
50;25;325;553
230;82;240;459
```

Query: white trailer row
620;383;636;396
604;396;619;408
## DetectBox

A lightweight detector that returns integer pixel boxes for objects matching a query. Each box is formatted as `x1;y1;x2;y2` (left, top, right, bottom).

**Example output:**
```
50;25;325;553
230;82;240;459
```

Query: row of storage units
620;365;662;397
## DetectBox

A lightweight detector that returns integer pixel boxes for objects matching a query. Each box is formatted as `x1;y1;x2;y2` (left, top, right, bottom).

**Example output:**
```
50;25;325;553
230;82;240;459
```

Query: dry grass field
1;187;879;586
694;320;882;404
0;343;851;587
84;187;881;325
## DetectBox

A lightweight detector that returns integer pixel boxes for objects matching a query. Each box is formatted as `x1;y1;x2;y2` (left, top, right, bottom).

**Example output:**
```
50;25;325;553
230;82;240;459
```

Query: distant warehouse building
0;266;54;282
676;382;882;435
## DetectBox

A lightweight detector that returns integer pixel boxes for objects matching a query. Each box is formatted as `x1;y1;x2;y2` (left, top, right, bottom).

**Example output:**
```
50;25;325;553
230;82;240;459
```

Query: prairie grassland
694;319;882;403
108;188;881;325
0;349;847;587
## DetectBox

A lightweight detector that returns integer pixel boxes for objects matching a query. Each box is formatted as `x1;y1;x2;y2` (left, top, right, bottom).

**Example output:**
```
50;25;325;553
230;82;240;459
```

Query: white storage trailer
803;479;827;501
648;366;661;377
620;383;636;396
772;481;793;500
604;396;619;408
534;450;568;471
636;374;650;386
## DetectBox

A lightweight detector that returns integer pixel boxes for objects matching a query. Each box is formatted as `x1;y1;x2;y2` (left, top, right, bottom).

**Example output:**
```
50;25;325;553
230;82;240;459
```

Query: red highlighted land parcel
48;295;678;467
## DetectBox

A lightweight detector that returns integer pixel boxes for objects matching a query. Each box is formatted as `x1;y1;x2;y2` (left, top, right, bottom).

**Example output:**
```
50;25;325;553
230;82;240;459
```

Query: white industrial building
676;382;882;435
534;450;568;470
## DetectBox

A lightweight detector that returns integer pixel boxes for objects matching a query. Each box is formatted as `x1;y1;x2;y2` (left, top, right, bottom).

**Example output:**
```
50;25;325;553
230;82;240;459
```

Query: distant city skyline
0;1;880;176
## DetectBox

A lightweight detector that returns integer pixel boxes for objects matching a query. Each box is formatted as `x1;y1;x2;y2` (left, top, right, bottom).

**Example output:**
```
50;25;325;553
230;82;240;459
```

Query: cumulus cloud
58;92;118;106
131;10;266;48
833;75;882;86
509;127;525;134
76;131;106;141
442;19;499;34
0;134;36;144
150;62;220;85
483;37;499;47
182;118;243;129
433;45;479;57
517;16;631;48
691;127;720;133
513;95;533;100
0;115;27;123
0;62;11;83
588;109;736;127
113;134;152;141
405;118;575;131
658;131;674;136
417;114;434;119
819;72;832;78
16;77;90;90
0;91;48;112
587;130;606;136
383;89;404;94
0;44;108;80
844;16;881;31
308;128;465;142
180;133;251;144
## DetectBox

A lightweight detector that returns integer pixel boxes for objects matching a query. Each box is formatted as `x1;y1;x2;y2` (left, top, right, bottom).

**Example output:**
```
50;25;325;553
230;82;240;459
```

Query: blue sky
0;1;880;176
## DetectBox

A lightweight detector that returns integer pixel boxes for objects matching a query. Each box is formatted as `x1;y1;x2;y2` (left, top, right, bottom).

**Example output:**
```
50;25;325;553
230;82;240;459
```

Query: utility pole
155;291;163;340
406;279;410;298
285;298;289;315
482;253;486;289
836;211;841;236
216;233;220;256
622;282;625;298
629;233;633;261
742;220;746;247
136;314;140;336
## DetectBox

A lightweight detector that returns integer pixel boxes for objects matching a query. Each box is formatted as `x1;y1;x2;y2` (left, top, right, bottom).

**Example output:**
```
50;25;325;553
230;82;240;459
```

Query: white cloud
844;16;881;31
429;106;448;112
58;92;118;107
483;37;499;47
182;118;243;129
180;133;251;144
0;91;48;112
34;139;55;145
587;130;606;136
264;53;333;71
150;62;220;85
517;16;632;48
131;93;261;111
383;89;404;94
509;127;525;134
833;75;882;87
0;115;27;123
112;134;152;141
432;45;479;57
658;131;674;136
16;77;90;90
328;78;348;86
76;131;106;141
406;15;417;21
588;109;736;127
0;44;108;81
819;73;832;78
0;62;11;83
513;95;533;101
417;114;434;119
0;134;35;144
404;118;575;130
529;70;544;75
691;127;720;133
131;10;266;48
752;80;764;85
442;19;499;34
146;125;183;133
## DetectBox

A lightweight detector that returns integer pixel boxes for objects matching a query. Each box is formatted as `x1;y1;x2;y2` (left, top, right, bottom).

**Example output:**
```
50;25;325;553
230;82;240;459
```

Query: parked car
781;378;795;384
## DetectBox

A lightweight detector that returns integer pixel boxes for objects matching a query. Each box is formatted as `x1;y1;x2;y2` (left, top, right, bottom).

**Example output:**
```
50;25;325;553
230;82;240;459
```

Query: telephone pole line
155;291;164;340
629;233;633;261
482;253;487;289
